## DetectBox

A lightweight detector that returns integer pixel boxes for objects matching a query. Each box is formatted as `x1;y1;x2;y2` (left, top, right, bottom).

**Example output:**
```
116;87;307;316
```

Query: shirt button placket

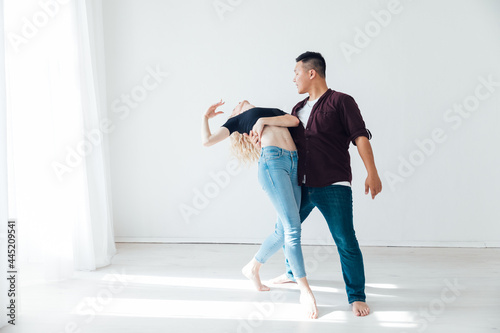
304;129;309;184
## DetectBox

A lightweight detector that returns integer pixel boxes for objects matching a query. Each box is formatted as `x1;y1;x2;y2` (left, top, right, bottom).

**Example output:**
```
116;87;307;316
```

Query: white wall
102;0;500;246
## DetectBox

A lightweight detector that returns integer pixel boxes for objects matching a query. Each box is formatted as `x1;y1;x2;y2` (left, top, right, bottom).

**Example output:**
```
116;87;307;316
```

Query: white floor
4;244;500;333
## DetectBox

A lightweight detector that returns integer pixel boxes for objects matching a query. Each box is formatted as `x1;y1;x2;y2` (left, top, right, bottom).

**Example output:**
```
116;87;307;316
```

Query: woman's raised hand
204;100;225;119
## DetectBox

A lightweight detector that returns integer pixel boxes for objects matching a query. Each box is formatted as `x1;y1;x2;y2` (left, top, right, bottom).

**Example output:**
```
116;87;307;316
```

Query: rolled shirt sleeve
341;94;372;145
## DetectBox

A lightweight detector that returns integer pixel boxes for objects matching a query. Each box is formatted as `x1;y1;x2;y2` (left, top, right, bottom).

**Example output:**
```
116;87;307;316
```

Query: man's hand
204;100;225;119
365;173;382;199
252;118;266;138
354;136;382;199
243;130;261;150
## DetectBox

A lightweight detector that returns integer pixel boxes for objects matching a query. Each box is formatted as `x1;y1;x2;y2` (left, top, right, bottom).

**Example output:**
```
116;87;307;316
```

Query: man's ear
309;69;316;79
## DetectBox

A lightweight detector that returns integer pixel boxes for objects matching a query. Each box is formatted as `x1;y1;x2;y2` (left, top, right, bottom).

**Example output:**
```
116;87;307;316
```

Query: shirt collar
293;88;332;115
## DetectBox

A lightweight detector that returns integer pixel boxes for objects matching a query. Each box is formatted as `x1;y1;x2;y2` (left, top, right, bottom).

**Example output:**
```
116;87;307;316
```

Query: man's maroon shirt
289;89;372;187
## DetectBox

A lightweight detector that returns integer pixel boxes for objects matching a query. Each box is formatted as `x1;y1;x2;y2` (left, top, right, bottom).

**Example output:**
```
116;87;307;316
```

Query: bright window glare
73;298;301;320
102;274;260;290
372;311;415;323
366;283;399;289
4;0;87;278
379;322;419;328
79;297;416;324
309;285;343;294
101;274;348;294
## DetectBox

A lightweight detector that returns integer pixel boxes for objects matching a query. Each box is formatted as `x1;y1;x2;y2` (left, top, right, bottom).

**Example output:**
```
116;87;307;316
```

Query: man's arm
260;114;300;127
354;136;382;199
252;115;300;137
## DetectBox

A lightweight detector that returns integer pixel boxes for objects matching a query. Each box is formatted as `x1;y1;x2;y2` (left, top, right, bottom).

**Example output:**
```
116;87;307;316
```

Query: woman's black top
221;107;286;134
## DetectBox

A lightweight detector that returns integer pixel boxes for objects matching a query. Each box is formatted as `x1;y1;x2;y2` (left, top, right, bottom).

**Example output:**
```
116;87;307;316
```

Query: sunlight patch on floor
101;274;257;290
366;283;399;289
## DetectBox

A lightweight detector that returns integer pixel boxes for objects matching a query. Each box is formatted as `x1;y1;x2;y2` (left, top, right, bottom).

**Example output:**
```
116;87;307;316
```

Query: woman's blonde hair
229;131;260;164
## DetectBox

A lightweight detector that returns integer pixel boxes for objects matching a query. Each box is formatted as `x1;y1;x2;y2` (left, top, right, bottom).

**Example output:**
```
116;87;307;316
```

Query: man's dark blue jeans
284;184;366;304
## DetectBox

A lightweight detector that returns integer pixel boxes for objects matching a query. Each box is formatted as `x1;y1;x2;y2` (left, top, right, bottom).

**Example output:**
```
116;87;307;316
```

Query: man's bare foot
242;260;270;291
269;273;297;285
300;289;318;319
351;301;370;316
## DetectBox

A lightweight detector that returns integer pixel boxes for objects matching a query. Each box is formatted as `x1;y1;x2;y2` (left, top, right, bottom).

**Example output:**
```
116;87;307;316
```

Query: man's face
293;61;309;94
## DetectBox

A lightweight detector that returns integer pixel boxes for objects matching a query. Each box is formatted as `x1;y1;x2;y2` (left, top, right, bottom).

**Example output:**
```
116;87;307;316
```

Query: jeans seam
265;168;274;187
263;156;305;279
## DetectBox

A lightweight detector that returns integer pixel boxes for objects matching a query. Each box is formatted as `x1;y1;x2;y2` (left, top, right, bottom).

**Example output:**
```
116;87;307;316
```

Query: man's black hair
295;51;326;78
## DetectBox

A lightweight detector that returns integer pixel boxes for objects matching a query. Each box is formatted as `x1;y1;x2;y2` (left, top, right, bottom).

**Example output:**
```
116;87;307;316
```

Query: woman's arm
201;100;230;147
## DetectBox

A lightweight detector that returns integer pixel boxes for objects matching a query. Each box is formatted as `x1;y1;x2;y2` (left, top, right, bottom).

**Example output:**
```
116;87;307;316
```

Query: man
247;51;382;317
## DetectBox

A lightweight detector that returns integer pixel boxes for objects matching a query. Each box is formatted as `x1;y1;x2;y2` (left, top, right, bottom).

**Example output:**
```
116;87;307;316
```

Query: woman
201;99;318;319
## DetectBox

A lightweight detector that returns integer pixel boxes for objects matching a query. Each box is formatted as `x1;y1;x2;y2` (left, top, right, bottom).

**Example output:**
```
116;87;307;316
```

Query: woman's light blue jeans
254;146;306;279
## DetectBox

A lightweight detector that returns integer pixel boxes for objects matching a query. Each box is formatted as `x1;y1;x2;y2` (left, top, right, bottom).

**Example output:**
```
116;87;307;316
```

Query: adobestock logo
213;0;244;21
7;0;70;53
51;65;169;181
235;290;286;333
340;0;409;63
58;269;132;333
111;65;169;120
178;159;243;224
384;75;499;191
411;278;466;333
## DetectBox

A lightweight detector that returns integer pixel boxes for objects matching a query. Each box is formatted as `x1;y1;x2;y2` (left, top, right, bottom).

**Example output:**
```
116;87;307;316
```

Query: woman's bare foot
300;289;318;319
351;301;370;316
296;277;318;319
269;273;297;284
242;259;270;291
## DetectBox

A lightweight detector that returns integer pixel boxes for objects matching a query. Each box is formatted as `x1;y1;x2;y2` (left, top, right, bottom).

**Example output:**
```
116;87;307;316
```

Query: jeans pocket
262;147;282;162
